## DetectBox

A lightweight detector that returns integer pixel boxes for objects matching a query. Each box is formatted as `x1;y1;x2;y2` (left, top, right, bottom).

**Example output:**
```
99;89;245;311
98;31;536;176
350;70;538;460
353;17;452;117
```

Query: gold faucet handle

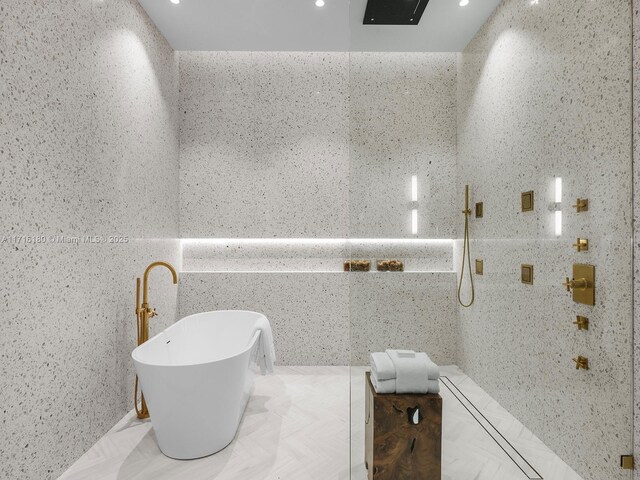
572;198;588;212
572;356;589;370
147;307;157;318
563;277;573;292
573;316;589;330
572;238;588;252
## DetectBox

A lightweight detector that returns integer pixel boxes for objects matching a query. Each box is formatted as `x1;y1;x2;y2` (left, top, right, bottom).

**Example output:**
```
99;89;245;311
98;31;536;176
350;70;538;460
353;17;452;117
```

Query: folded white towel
370;352;396;381
386;349;429;394
371;374;440;395
427;379;440;394
371;375;396;394
421;353;440;381
254;316;276;374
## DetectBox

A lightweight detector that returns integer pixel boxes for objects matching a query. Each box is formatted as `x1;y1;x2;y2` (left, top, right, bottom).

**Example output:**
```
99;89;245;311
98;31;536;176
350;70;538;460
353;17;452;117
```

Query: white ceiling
137;0;501;52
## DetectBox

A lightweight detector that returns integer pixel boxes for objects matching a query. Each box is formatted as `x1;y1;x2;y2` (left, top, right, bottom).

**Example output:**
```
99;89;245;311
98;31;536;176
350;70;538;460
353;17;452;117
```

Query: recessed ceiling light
459;0;469;6
315;0;325;6
170;0;180;4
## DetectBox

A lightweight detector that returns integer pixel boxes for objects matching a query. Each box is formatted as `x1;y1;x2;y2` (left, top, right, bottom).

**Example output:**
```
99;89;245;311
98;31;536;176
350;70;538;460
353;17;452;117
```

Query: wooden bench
365;372;442;480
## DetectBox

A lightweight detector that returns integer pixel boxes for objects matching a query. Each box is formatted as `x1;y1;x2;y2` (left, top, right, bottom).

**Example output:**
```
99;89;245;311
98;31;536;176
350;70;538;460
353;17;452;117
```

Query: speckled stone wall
178;51;457;239
349;272;458;366
177;52;460;367
634;0;640;475
349;52;457;239
457;1;633;480
179;51;350;238
0;1;180;479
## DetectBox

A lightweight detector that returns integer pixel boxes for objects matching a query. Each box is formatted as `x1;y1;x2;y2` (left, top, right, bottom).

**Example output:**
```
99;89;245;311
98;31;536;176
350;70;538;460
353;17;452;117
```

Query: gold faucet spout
142;261;178;305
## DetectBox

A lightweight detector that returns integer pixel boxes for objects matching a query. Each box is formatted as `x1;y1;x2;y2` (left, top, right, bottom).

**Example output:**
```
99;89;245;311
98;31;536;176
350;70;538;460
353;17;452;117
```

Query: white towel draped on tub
254;316;276;374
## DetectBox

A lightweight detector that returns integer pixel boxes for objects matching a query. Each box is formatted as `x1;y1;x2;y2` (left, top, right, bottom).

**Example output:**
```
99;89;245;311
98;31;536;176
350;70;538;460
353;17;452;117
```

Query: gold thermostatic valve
563;264;595;306
572;356;589;370
572;238;588;252
573;316;589;330
572;198;588;212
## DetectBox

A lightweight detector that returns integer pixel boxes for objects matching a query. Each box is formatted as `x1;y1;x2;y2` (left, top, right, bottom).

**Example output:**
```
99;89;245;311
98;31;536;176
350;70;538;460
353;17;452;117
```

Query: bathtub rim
132;309;265;368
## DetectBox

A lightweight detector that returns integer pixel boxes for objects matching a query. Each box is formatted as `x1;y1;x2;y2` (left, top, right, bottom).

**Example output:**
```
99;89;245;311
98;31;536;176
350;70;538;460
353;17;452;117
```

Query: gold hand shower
134;261;178;419
457;185;475;307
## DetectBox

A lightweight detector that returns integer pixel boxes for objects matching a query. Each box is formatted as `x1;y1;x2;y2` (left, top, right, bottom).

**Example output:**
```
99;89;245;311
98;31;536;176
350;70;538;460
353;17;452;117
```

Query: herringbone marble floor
59;366;582;480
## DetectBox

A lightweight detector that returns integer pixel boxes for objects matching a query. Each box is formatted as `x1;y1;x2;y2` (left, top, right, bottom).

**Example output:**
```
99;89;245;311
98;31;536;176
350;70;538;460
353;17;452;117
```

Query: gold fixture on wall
475;259;483;275
572;356;589;370
563;264;595;306
521;191;534;212
344;260;370;272
457;185;474;307
377;260;404;272
134;261;178;419
475;202;483;218
572;238;589;252
573;315;589;330
521;264;533;285
572;198;589;212
620;455;635;470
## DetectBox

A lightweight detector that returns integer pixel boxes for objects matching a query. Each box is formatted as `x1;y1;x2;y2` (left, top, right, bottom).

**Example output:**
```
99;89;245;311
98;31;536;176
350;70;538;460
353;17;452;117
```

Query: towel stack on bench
369;349;440;394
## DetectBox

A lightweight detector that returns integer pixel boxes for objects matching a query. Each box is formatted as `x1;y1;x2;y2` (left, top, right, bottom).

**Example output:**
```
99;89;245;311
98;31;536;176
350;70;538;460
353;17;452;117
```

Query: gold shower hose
457;185;475;307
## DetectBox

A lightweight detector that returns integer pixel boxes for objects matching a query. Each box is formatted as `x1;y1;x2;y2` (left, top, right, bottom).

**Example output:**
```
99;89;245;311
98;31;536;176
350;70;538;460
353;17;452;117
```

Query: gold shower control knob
572;238;588;252
573;316;589;330
572;198;588;212
563;277;589;291
573;356;589;370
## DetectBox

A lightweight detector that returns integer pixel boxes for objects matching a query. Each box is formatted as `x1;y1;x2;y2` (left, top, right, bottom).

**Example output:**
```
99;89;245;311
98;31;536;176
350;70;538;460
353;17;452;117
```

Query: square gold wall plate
475;259;483;275
521;264;533;284
521;191;534;212
475;202;483;218
620;455;635;470
571;263;595;306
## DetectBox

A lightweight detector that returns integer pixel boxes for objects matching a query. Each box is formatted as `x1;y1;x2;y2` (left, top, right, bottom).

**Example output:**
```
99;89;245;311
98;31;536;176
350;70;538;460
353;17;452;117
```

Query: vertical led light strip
554;177;562;236
411;175;418;235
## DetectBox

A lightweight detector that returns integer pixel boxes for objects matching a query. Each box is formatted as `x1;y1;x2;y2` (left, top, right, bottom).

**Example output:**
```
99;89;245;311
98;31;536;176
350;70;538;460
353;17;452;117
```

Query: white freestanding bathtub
132;310;265;459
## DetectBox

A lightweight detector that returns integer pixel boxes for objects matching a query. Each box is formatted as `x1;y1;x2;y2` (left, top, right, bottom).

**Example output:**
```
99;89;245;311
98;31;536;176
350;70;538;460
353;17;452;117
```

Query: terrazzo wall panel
349;52;457;239
0;1;180;479
634;0;640;475
179;51;351;238
456;1;633;479
178;52;460;367
179;51;457;240
349;272;458;366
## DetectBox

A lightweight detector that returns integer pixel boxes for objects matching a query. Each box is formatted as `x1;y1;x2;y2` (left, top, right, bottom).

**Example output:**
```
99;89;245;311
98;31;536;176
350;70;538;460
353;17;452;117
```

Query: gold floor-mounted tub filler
134;261;178;419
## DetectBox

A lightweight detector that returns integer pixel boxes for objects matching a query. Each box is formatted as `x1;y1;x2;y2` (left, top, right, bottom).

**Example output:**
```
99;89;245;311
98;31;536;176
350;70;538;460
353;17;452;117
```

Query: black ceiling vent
363;0;430;25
